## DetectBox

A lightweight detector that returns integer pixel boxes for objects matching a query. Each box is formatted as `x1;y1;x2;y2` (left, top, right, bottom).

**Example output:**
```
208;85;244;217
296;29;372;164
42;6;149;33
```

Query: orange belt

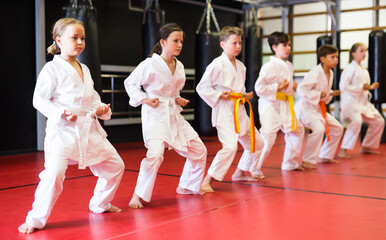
276;92;299;132
319;101;331;142
230;93;255;153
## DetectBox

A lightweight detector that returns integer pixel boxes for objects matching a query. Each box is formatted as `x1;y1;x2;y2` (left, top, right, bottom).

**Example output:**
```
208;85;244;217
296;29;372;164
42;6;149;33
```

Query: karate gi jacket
340;61;378;119
124;53;198;151
33;55;117;169
295;64;334;124
196;52;250;135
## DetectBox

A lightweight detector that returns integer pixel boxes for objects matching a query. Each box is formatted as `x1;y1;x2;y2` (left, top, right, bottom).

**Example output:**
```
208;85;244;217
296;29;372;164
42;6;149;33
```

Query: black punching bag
368;30;386;143
368;30;386;104
195;33;221;136
142;2;163;59
245;24;263;129
63;0;102;94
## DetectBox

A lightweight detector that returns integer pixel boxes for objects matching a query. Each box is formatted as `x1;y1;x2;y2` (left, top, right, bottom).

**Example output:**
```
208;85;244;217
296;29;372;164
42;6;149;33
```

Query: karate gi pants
134;137;207;202
25;152;125;229
341;111;385;150
208;125;264;181
302;115;343;164
257;123;304;171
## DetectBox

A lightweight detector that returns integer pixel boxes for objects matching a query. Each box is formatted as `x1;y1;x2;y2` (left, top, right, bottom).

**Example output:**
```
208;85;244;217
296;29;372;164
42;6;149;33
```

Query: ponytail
47;41;60;55
150;42;162;56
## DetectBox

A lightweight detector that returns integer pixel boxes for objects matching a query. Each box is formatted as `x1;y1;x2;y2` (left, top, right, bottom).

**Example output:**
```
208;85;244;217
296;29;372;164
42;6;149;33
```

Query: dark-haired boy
294;44;343;169
254;32;305;178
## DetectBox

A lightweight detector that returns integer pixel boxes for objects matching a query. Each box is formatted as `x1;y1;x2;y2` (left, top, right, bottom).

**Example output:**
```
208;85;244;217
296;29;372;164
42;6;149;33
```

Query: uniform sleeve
339;65;363;96
254;63;279;100
124;60;150;107
196;62;223;108
297;70;321;107
32;64;65;123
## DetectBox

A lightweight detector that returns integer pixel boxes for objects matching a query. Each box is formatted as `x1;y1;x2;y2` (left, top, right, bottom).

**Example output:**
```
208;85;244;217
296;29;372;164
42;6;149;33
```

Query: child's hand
244;92;253;100
369;82;379;90
176;97;190;107
331;90;341;96
96;104;111;116
320;91;327;98
278;79;289;91
142;98;160;108
220;91;231;100
62;111;77;122
363;83;370;90
293;81;298;91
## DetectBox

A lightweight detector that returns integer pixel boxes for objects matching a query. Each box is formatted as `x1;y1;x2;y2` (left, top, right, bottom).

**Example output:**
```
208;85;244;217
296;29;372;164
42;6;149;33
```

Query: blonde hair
47;18;84;55
220;26;243;42
349;42;366;63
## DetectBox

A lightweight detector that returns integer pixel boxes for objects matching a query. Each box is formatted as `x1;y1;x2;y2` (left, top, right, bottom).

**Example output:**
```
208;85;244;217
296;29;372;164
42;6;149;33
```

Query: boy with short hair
294;44;343;169
196;26;264;192
254;31;305;178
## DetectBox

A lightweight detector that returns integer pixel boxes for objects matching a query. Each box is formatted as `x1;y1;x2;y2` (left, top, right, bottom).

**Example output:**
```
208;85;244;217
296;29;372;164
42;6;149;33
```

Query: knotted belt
230;93;255;153
276;92;299;132
318;101;331;142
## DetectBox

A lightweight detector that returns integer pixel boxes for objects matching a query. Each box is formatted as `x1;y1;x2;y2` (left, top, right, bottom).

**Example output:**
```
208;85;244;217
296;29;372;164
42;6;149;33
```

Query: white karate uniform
196;52;264;181
340;60;385;150
26;55;125;229
295;64;343;164
255;56;304;172
124;54;206;202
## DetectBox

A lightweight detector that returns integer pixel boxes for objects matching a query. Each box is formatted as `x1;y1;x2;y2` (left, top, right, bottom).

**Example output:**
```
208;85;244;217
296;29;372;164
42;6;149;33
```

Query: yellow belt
276;92;299;132
319;101;331;142
230;93;255;153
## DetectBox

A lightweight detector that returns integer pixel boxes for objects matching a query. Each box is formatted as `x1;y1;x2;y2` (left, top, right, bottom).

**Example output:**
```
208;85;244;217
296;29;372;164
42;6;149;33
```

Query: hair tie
53;41;56;46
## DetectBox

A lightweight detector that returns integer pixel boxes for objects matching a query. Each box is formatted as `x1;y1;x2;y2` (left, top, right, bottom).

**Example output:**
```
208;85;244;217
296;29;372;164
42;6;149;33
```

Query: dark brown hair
317;44;338;60
267;31;290;53
150;23;185;56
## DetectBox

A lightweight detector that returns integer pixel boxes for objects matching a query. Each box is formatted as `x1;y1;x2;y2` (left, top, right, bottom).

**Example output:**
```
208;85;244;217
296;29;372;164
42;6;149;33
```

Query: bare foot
232;169;258;182
105;205;122;213
337;149;352;159
128;193;144;209
18;222;36;234
176;186;204;195
319;158;339;163
201;175;214;193
301;161;316;169
294;165;305;171
360;146;380;155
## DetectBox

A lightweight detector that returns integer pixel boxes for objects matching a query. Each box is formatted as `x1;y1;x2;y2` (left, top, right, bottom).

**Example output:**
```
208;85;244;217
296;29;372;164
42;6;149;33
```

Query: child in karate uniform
196;26;264;193
295;44;343;169
338;43;385;158
125;23;207;208
18;18;125;234
254;31;305;178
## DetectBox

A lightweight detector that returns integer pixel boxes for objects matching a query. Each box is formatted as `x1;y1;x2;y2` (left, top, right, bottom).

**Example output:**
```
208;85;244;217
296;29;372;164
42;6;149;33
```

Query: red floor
1;133;386;240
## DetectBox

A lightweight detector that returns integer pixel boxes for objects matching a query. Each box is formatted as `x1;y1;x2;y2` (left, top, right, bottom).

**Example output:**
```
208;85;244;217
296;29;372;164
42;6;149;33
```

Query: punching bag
367;30;386;143
63;0;102;94
142;0;163;59
245;24;263;129
368;30;386;104
195;33;221;136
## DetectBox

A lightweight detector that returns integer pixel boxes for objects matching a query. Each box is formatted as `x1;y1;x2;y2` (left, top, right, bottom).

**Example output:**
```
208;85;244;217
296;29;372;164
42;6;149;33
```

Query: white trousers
341;111;385;150
134;137;207;202
26;152;125;229
208;125;264;181
257;123;304;171
302;114;343;164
